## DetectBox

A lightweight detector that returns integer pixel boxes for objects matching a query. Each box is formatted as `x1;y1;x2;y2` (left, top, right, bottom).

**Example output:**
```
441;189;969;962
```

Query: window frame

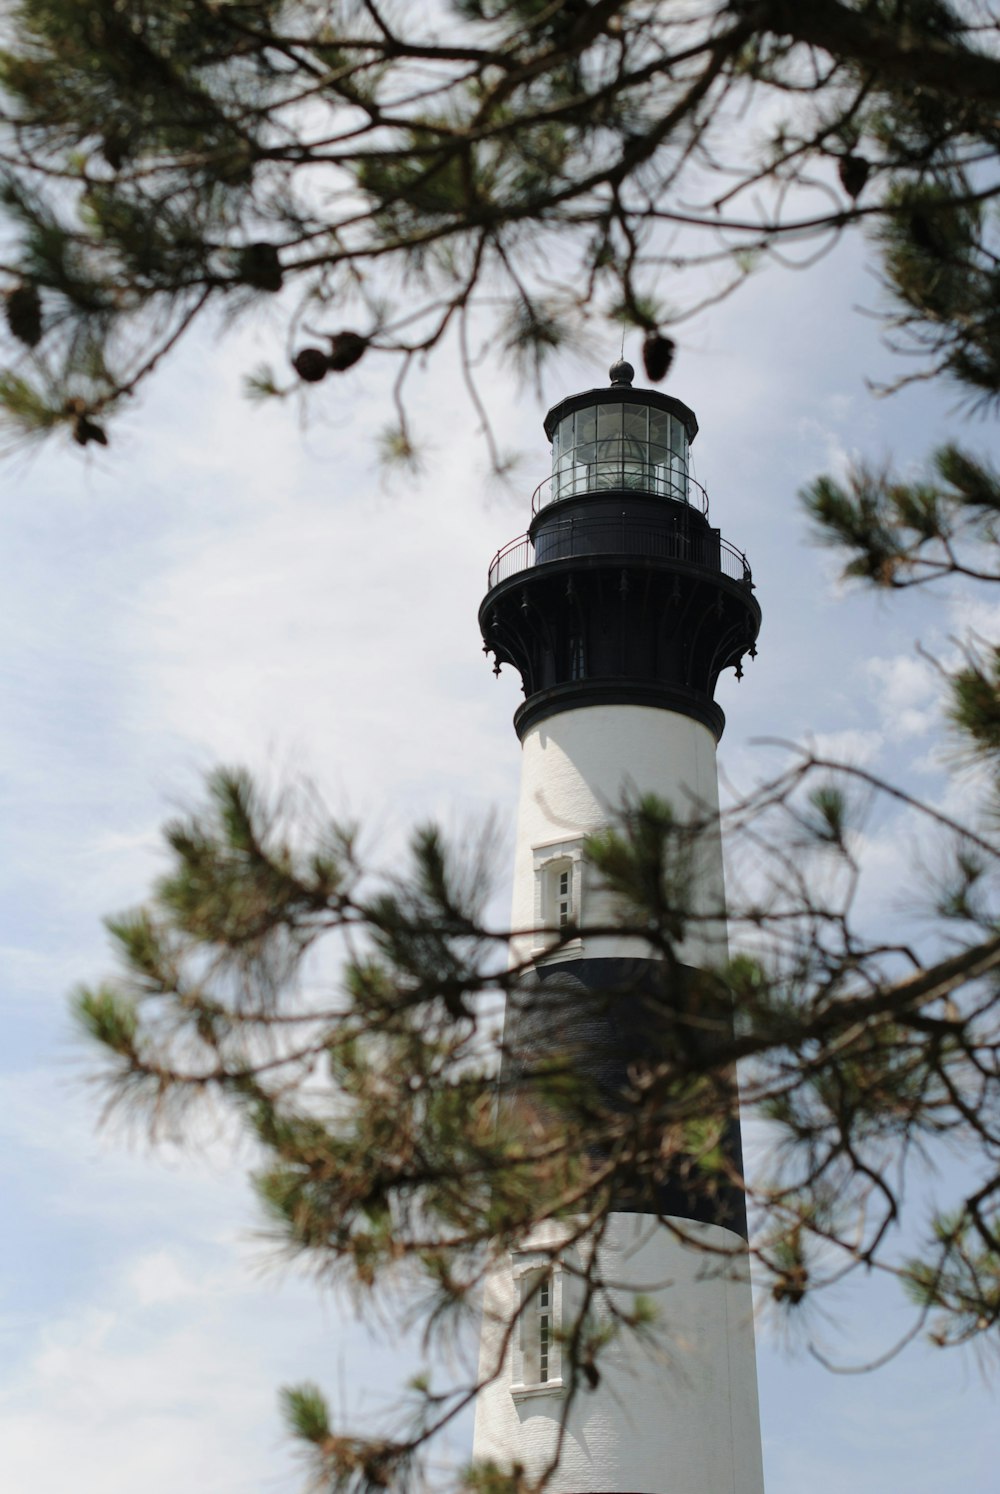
510;1256;565;1399
532;838;585;957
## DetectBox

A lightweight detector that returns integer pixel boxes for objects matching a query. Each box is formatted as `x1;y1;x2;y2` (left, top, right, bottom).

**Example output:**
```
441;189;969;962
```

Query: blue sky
0;222;997;1491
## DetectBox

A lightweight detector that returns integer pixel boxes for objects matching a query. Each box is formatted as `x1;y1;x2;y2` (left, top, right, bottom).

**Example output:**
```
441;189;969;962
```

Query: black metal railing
487;513;752;591
532;462;710;515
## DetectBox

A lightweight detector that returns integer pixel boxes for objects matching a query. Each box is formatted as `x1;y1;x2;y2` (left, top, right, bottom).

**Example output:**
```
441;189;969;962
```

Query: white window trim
510;1255;566;1400
532;839;585;959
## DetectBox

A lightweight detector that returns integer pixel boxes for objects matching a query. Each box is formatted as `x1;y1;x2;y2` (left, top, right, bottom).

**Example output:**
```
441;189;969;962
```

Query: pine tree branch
768;0;1000;105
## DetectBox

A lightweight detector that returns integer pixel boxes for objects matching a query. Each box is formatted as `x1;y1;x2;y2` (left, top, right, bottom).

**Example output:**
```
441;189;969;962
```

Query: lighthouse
473;361;765;1494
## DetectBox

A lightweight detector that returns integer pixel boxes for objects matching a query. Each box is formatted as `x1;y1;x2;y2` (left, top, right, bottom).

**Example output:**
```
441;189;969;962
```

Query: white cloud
0;1065;432;1494
806;727;884;766
794;414;857;483
0;1296;282;1494
127;1249;213;1307
947;591;1000;648
865;652;942;741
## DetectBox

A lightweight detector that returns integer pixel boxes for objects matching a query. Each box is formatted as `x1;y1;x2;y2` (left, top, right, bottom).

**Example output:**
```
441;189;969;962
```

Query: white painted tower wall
471;703;765;1494
507;704;729;970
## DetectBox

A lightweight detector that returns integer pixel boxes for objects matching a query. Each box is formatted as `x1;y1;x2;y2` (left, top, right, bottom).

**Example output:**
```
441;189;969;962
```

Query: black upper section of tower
479;366;761;740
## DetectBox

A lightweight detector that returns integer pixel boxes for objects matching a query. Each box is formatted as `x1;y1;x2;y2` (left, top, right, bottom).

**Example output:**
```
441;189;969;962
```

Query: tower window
532;843;585;955
511;1261;563;1395
568;632;586;680
539;1275;551;1382
551;862;574;929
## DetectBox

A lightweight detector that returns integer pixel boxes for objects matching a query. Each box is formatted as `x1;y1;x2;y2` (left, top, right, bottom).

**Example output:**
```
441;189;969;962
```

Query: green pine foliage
0;3;999;448
803;444;1000;588
905;1215;1000;1349
281;1381;332;1446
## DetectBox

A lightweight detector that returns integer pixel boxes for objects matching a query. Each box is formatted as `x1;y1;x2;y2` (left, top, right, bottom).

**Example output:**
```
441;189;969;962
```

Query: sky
0;218;998;1492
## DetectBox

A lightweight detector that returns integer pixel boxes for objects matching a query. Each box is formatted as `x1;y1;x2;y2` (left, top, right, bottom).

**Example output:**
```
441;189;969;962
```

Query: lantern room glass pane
575;406;596;458
573;406;597;494
594;405;621;488
623;404;648;443
670;414;687;459
596;404;622;444
620;403;649;489
649;407;670;450
668;414;689;500
551;412;574;497
575;406;595;439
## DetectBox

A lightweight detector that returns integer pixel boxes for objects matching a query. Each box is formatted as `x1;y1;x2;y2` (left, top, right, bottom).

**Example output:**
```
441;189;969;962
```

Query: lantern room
538;358;700;511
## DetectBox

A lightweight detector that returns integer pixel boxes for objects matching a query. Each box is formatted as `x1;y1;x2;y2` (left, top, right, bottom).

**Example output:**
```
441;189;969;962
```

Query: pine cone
5;282;42;348
292;347;330;383
72;415;108;447
238;242;283;293
327;331;367;372
101;131;128;172
642;332;675;383
838;154;870;200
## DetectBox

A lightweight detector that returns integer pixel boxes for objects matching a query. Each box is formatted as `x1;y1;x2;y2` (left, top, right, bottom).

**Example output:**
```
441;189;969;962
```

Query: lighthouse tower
473;361;765;1494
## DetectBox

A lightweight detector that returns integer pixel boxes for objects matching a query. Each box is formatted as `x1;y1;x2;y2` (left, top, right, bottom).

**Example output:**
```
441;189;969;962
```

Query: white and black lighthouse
473;361;765;1494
